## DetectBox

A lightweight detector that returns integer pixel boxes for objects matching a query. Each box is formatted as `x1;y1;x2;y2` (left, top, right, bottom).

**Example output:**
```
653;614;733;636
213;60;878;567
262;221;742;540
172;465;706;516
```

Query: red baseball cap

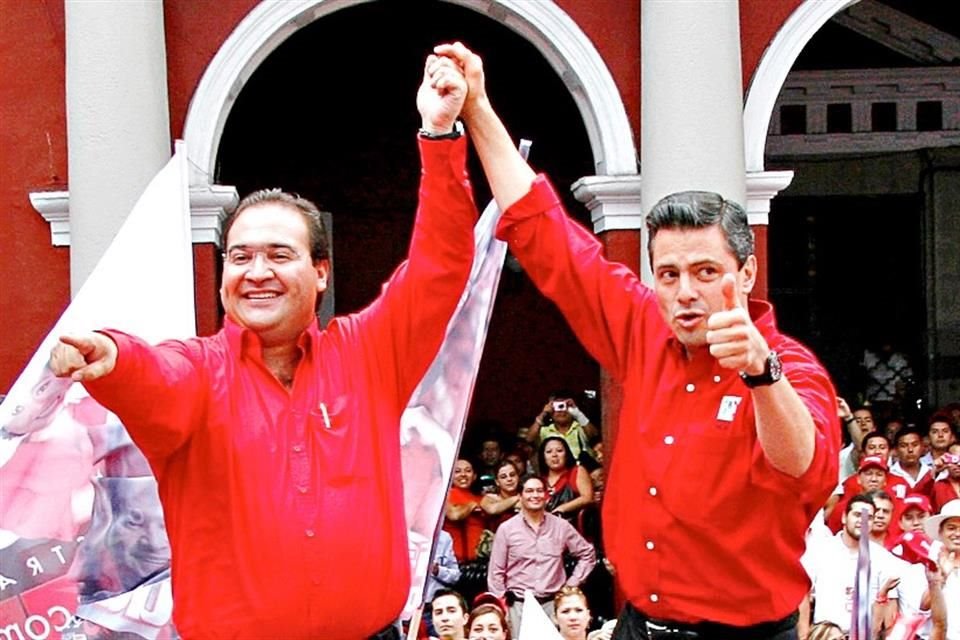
472;592;507;615
858;455;888;473
901;493;932;515
888;531;941;571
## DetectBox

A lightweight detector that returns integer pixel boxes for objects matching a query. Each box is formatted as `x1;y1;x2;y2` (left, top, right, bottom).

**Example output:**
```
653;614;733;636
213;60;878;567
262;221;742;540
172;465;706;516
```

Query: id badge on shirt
716;395;743;422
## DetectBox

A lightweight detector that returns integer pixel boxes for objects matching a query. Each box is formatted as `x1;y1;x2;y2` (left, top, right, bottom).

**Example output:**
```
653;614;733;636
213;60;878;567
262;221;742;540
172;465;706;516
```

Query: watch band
419;120;464;140
740;350;783;388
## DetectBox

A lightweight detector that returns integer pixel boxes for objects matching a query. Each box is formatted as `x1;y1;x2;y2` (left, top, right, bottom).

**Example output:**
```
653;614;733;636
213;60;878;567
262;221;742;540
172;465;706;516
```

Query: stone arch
742;0;859;173
182;0;636;190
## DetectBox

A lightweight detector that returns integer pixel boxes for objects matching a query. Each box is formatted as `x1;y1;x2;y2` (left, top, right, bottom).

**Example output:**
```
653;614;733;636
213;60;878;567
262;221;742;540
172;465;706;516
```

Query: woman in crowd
554;586;613;640
479;460;521;531
444;458;486;562
466;603;510;640
539;436;593;524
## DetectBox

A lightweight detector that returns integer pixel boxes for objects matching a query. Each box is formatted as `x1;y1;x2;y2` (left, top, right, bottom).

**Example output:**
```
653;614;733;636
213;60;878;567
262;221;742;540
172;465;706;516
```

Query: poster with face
399;143;529;620
0;148;192;639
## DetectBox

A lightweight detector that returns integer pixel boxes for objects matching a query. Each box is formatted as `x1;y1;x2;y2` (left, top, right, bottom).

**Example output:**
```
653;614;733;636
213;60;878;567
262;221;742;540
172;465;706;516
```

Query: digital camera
553;400;568;412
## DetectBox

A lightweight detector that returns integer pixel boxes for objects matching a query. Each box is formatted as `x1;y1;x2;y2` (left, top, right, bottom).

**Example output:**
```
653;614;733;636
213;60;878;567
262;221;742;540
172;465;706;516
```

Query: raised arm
434;42;648;381
357;53;478;408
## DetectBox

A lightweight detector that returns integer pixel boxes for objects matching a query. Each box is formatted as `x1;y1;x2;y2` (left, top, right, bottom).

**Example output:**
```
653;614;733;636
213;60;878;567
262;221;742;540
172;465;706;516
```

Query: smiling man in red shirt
438;42;840;639
48;54;478;639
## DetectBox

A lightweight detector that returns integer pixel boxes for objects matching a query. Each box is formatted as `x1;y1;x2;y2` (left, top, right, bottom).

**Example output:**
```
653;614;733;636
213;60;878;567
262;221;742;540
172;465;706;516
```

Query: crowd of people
431;394;960;639
423;585;615;640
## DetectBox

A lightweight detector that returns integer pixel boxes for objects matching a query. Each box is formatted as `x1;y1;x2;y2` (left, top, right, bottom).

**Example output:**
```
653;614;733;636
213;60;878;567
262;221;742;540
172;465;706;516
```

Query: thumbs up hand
706;273;769;375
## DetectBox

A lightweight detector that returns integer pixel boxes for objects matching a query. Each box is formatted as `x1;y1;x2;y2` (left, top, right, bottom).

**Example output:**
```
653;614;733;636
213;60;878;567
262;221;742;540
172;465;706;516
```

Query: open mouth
674;309;705;329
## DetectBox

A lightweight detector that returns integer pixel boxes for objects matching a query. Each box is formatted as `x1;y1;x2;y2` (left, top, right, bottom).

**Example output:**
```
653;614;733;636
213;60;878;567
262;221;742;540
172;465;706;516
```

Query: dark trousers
612;602;798;640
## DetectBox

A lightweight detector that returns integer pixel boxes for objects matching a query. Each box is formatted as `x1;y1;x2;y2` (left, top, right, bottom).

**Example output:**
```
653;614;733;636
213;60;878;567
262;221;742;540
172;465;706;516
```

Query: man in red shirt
48;54;478;639
438;42;839;638
826;455;908;532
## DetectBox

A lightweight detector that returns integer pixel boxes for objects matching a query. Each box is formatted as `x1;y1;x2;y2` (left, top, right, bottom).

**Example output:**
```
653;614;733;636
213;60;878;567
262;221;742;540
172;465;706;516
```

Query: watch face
769;351;783;381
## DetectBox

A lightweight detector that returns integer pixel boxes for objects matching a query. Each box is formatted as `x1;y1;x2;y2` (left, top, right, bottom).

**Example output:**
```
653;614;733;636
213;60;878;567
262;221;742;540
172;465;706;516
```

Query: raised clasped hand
417;48;468;134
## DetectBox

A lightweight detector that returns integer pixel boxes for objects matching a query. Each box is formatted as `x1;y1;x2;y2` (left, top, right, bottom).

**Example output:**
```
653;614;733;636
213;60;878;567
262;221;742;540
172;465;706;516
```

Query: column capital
189;183;239;246
28;183;240;247
745;170;794;226
572;174;644;233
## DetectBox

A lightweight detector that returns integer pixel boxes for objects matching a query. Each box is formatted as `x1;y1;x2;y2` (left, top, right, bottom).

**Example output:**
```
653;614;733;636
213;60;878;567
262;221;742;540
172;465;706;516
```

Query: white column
640;0;747;214
65;0;171;294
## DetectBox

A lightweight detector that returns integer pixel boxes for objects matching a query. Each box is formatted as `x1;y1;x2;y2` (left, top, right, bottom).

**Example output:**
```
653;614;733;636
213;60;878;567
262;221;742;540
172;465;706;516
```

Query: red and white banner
0;142;193;639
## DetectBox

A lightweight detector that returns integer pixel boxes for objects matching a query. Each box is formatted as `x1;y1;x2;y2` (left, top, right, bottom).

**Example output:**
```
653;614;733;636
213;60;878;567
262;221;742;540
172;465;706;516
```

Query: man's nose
244;252;273;280
677;273;698;302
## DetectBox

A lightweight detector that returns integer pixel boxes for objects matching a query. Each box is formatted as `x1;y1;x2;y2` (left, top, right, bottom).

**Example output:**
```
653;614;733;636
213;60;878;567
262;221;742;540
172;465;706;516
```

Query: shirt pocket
308;394;363;486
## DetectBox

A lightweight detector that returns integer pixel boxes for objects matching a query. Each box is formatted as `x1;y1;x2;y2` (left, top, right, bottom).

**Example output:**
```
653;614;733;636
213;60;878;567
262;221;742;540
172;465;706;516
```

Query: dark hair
865;489;893;504
496;460;519;478
646;191;754;268
846;493;875;515
537;436;576;473
223;189;329;263
467;604;512;640
521;475;546;492
928;413;957;436
861;431;890;452
431;588;468;616
894;426;924;446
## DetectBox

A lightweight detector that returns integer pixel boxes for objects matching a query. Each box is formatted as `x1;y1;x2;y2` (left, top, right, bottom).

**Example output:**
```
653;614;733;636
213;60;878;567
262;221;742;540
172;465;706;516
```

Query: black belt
624;603;798;640
508;591;553;605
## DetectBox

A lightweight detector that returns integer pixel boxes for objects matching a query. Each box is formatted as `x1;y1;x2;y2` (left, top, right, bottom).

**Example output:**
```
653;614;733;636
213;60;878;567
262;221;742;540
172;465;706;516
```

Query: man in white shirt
890;428;935;494
802;494;901;637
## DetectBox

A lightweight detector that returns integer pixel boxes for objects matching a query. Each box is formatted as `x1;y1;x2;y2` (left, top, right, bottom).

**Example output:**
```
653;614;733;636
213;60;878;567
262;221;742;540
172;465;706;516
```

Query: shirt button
645;541;655;550
713;375;722;383
685;383;695;392
292;444;304;453
297;485;309;494
305;529;315;538
663;435;674;445
649;487;658;496
650;593;659;603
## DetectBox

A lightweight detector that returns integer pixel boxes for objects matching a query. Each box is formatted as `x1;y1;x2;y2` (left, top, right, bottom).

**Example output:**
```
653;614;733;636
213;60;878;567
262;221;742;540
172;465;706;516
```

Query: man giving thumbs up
437;40;841;639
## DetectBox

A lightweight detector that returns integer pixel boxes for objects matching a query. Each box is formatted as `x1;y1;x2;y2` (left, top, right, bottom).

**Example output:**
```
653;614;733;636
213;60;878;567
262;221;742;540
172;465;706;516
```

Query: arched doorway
745;0;958;419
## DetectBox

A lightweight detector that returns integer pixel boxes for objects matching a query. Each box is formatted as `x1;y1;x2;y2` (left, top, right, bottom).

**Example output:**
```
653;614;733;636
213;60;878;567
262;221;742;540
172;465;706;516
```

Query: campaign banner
399;141;532;620
0;143;193;639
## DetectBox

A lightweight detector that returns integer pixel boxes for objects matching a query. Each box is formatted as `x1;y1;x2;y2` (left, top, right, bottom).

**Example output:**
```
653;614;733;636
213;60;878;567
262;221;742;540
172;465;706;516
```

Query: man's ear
739;254;757;296
315;259;330;293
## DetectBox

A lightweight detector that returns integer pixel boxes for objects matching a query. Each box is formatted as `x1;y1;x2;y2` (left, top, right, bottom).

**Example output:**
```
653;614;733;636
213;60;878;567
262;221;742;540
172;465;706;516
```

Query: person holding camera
525;391;597;463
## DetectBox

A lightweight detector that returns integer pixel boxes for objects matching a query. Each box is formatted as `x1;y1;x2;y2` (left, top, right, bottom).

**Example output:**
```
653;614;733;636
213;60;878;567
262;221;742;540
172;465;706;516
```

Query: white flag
399;141;531;619
519;589;564;640
0;141;193;639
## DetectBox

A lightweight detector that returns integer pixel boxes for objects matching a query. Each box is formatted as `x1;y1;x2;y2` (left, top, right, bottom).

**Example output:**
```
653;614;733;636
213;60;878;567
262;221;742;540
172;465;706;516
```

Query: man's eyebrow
225;242;297;251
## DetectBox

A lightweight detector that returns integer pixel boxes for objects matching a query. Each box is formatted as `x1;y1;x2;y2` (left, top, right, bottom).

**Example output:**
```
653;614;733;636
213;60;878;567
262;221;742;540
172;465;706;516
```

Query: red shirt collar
223;315;318;360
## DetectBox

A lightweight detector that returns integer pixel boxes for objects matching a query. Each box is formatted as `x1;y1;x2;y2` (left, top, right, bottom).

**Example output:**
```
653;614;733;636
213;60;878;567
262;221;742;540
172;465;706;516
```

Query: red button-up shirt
496;177;840;626
84;137;477;639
